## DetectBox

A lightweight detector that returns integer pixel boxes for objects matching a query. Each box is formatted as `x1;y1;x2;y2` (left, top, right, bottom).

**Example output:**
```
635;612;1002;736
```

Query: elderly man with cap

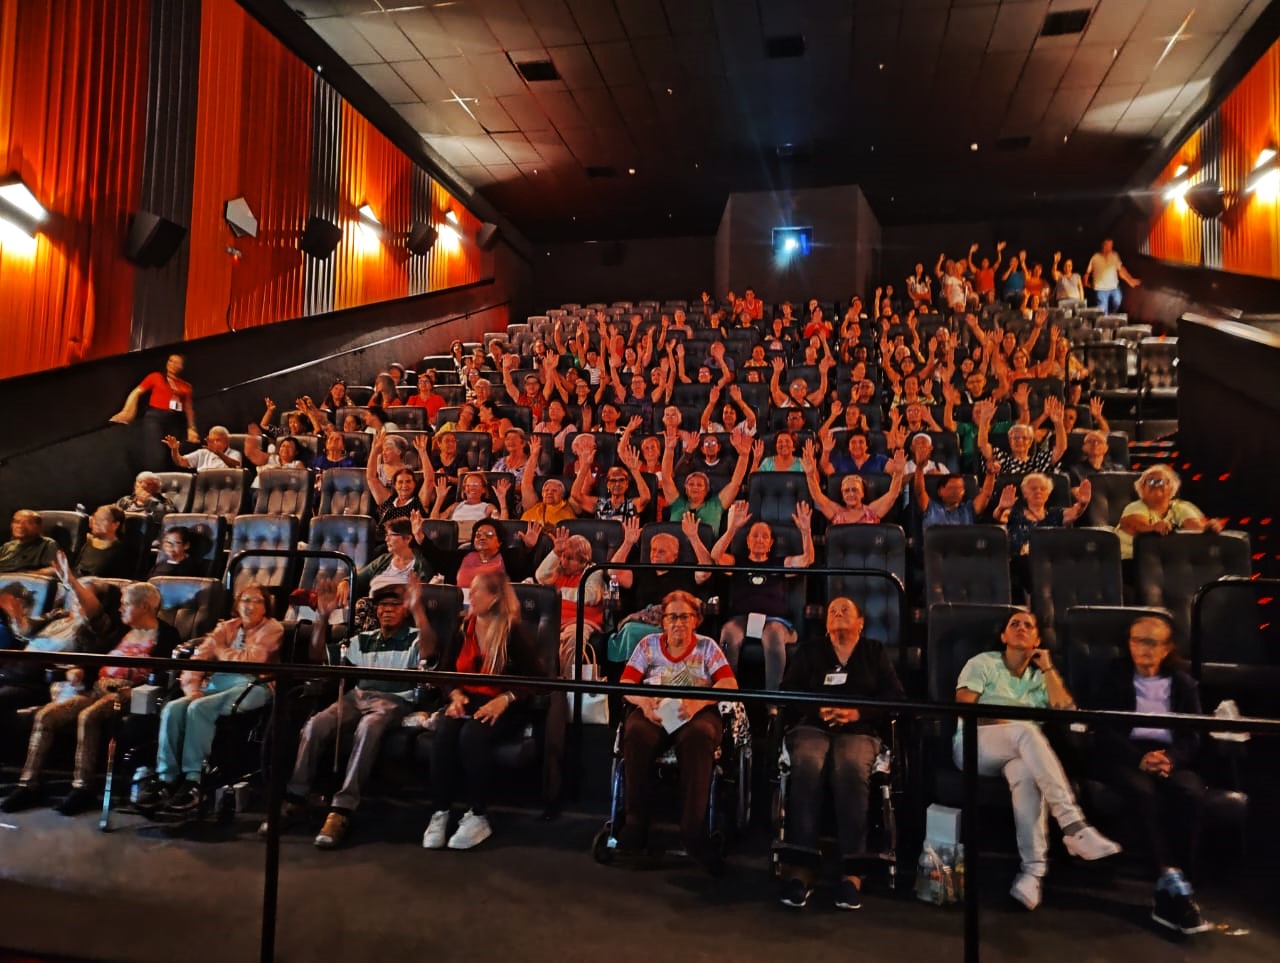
0;511;58;575
268;576;437;849
116;472;177;524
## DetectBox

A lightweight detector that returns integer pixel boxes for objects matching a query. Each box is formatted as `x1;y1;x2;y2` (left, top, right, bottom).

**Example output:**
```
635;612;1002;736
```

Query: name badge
169;398;184;412
823;672;847;686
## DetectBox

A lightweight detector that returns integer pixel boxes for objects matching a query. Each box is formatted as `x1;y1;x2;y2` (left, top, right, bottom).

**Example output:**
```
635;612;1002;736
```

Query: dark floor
0;792;1274;963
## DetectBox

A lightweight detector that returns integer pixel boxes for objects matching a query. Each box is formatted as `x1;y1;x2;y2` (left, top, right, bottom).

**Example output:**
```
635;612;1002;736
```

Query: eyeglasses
1143;478;1168;488
663;612;696;622
472;530;496;540
1006;618;1037;630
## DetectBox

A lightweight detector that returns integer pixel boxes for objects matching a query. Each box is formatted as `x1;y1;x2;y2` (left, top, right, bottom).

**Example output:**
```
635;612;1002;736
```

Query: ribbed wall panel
0;0;150;377
304;77;340;317
429;179;483;291
408;165;432;296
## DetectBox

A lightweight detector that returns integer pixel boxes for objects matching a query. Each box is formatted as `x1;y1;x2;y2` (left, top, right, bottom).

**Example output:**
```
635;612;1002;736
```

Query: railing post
962;713;980;963
260;679;288;963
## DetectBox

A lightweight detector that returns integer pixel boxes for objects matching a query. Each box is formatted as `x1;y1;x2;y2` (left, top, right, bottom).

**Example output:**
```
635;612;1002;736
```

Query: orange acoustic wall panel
184;0;313;341
1148;38;1280;281
0;0;149;378
430;179;484;291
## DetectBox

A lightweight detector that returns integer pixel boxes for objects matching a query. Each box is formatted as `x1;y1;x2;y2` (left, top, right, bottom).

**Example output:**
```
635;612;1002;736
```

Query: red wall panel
0;0;149;378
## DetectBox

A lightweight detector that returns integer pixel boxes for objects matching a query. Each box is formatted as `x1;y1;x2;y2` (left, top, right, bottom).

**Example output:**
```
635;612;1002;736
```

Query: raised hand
997;484;1018;512
727;500;751;531
494;477;512;501
972;399;995;426
1089;396;1104;421
1044;396;1065;424
552;525;571;557
434;476;450;500
729;427;753;455
162;434;181;451
830;399;843;418
264;397;276;410
771;356;785;373
410;508;426;543
626;415;643;433
412;434;431;461
888;449;908;476
519;520;544;548
680;510;701;540
1076;478;1092;505
752;439;765;461
403;571;423;612
620;515;641;547
792;501;813;533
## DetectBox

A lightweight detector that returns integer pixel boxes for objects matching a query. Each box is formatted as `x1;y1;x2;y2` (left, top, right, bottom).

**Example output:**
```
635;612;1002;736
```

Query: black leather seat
1;573;57;617
824;523;910;673
1027;528;1122;650
560;518;623;563
340;432;371;466
154;472;195;513
1133;531;1252;646
253;468;311;519
317;467;372;517
1082;471;1140;527
1189;576;1280;709
453;431;494;470
393;407;426;431
159;514;226;579
149;576;225;643
1082;343;1137;404
298;514;376;593
923;525;1011;607
746;470;808;525
39;510;87;559
1139;337;1178;402
190;468;247;520
226;514;299;600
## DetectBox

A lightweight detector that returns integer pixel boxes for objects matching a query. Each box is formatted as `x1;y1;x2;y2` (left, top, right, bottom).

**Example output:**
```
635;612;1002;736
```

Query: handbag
570;642;610;725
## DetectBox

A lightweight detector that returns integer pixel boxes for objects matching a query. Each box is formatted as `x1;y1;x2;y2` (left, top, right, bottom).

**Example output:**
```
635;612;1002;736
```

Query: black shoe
1153;884;1212;935
55;787;97;816
133;776;174;812
780;877;812;909
163;780;203;817
691;839;726;877
0;784;43;813
834;878;863;910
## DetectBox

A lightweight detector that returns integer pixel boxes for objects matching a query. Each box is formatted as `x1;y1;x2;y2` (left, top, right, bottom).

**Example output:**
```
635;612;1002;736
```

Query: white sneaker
1063;825;1121;861
447;810;492;850
422;810;451;849
1010;872;1042;910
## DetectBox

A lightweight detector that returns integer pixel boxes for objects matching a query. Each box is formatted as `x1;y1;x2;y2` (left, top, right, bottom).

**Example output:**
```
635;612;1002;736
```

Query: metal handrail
1190;574;1280;678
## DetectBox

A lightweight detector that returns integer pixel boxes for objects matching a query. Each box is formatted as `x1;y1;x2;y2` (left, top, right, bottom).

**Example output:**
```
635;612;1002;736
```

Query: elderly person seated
777;597;906;910
605;515;714;666
976;397;1067;475
431;470;500;544
805;444;906;525
617;590;739;872
163;425;242;472
915;462;998;530
335;517;434;612
423;571;543;851
271;578;437;850
443;517;540;591
1;582;178;815
76;505;132;579
993;473;1092;597
660;427;752;530
148;527;201;578
1087;615;1212;935
116;471;176;524
954;610;1120;911
570;441;650;521
135;582;282;817
517;438;576;527
1116;465;1221;563
535;529;608;677
713;501;815;693
0;510;58;575
1067;427;1127;490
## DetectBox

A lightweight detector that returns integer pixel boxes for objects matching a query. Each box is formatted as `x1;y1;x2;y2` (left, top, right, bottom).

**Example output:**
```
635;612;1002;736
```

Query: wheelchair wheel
592;825;616;865
734;750;752;833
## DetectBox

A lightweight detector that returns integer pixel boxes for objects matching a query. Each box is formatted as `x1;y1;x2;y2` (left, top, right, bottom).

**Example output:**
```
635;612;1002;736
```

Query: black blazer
1094;657;1201;770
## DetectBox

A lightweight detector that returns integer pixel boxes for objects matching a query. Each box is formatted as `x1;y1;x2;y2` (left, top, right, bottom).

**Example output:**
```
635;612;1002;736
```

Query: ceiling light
224;197;258;238
666;87;673;95
970;142;979;151
878;63;884;70
628;167;636;175
0;174;48;238
1247;147;1280;200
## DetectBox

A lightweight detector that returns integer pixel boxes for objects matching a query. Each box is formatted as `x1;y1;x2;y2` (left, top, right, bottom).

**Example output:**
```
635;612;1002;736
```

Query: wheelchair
591;700;752;864
769;717;903;890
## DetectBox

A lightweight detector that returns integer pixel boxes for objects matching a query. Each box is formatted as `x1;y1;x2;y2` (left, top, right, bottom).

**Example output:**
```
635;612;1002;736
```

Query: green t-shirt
953;650;1047;747
667;494;725;531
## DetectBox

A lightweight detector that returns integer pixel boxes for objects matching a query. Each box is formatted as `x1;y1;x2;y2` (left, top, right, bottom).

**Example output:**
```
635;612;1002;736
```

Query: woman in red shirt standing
423;571;543;850
110;354;199;469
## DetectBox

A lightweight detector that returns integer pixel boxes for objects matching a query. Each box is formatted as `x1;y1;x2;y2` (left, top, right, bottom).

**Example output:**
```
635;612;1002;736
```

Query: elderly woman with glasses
535;529;608;677
569;440;650;521
1116;465;1221;561
617;590;739;872
954;610;1120;911
135;582;282;817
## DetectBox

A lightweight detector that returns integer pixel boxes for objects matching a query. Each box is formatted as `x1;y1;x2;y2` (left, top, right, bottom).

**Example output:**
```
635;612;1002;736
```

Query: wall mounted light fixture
1246;147;1279;201
0;174;48;240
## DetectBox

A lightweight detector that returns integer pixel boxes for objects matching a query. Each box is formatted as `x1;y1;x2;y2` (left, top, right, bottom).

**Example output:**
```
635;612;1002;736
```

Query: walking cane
333;640;348;774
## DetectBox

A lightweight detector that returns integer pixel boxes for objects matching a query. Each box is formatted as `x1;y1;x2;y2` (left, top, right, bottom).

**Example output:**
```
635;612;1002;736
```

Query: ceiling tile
612;84;659;125
471;98;519;132
429;136;481;168
430;57;487;95
482;162;524;186
1064;43;1118;88
395;101;458;135
565;0;627;42
663;0;714;34
432;6;502;54
549;44;606;88
497;93;553;131
355;62;419;104
394;10;460;59
522;0;583;47
530;87;590;128
1019;45;1073;90
1190;0;1253;32
1106;39;1166;84
458;135;512;166
573;86;623;128
987;0;1049;54
591;40;645;87
1079;82;1142;133
350;16;420;62
307;17;381;65
632;36;683;88
943;4;999;50
391;60;452;102
674;34;724;75
615;0;670;39
473;0;544;50
470;51;527;96
491;131;543;166
1083;0;1148;45
1133;0;1199;38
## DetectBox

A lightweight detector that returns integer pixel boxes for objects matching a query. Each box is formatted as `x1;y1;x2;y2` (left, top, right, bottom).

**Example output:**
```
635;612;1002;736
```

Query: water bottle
914;847;939;904
606;575;620;608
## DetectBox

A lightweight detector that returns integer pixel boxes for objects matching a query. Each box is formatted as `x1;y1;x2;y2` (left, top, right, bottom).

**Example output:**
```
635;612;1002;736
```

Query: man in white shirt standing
1084;239;1141;315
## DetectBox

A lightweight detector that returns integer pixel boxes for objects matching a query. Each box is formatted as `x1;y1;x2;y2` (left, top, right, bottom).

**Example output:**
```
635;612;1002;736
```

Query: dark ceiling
286;0;1274;241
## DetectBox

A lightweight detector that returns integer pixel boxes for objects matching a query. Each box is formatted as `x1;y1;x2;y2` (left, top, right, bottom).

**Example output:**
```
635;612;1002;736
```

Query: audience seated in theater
116;471;176;524
432;470;500;544
535;530;606;677
518;442;575;527
905;432;946;477
75;505;131;579
676;431;732;477
135;582;282;818
1;581;178;815
492;428;533;483
777;597;906;910
423;571;543;852
368;430;432;535
336;517;433;610
770;353;832;409
366;431;412;487
713;501;814;693
0;510;59;575
977;398;1067;474
148;527;200;578
406;370;446;420
428;430;465;486
447;517;540;591
755;432;803;473
1088;615;1212;935
1116;465;1222;562
562;432;600;483
805;445;906;525
994;473;1091;598
615;590;739;872
0;553;123;730
310;429;355;474
369;373;402;410
916;463;999;530
273;577;437;849
318;379;350;413
954;610;1120;911
1068;426;1126;490
660;427;752;529
259;396;322;438
164;425;242;472
533;398;576;451
571;442;649;521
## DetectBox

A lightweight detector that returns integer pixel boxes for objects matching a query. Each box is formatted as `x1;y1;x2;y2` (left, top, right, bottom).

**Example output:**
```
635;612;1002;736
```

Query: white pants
954;722;1085;877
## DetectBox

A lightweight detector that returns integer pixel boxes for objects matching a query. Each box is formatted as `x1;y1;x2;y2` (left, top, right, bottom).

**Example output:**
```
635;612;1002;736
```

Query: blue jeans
156;675;271;782
1095;287;1122;314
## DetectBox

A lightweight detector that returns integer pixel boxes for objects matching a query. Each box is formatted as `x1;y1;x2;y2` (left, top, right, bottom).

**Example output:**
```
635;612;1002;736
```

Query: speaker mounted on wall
407;221;438;256
124;211;187;268
300;215;342;259
1185;179;1226;220
476;221;500;251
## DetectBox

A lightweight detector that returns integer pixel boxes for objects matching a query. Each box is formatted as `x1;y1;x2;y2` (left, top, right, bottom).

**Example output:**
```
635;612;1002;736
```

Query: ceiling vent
513;59;560;82
995;135;1032;151
585;166;617;178
1040;8;1093;38
765;35;805;59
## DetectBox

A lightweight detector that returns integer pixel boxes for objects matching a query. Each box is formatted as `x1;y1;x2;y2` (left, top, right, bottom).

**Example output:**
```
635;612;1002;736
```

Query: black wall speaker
476;221;500;251
124;211;187;268
300;215;342;259
407;221;438;256
1186;179;1226;220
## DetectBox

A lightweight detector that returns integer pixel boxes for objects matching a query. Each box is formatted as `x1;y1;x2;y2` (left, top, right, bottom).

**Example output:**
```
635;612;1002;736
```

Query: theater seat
747;470;808;525
298;514;375;593
1133;531;1252;646
160;513;226;579
454;431;494;470
1061;604;1173;705
559;518;623;563
227;514;298;596
824;524;909;672
1027;528;1122;650
149;576;225;642
38;510;88;560
1083;471;1140;528
190;468;247;520
923;525;1011;607
1190;575;1280;711
154;472;195;513
318;468;372;517
253;468;311;519
2;574;57;617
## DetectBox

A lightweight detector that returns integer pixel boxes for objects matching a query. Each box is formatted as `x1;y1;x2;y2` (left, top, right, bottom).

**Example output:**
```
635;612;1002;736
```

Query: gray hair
1136;464;1181;497
122;582;161;612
